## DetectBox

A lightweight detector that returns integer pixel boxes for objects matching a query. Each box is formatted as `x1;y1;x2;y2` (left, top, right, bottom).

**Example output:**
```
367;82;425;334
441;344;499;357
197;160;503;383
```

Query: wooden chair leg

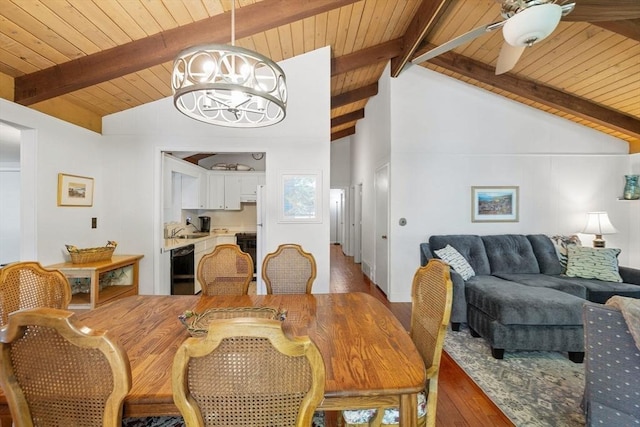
0;415;13;427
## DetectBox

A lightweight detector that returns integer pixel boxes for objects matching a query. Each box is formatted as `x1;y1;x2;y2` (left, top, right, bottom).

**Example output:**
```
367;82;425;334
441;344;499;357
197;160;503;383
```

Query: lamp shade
581;212;618;235
502;3;562;47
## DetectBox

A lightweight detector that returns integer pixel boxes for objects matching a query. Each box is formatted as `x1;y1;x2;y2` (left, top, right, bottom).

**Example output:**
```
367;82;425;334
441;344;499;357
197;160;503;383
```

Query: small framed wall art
278;170;322;223
471;186;519;223
57;173;94;207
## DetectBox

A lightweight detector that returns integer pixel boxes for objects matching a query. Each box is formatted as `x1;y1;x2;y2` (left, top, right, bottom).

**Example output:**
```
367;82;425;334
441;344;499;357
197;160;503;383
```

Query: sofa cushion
481;234;540;274
549;235;582;273
552;276;640;304
465;275;584;325
434;244;475;280
565;246;622;283
494;273;587;299
527;234;563;275
429;235;491;275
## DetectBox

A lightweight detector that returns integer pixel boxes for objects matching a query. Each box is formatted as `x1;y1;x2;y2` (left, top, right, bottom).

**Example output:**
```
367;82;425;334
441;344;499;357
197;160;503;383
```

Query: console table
48;254;143;309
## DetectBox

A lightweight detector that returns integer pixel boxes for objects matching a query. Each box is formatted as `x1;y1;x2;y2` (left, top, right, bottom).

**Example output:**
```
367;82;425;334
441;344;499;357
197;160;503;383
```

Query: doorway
374;164;389;295
0;122;22;265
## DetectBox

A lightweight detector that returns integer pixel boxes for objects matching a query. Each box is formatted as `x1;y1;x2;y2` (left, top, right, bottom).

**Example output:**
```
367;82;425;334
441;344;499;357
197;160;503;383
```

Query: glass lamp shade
502;3;562;47
172;44;287;127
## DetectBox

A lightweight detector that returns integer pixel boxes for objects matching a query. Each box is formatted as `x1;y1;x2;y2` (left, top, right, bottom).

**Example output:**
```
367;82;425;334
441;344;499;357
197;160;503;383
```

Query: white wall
0;47;331;296
353;64;635;302
330;137;351;187
351;66;391;278
101;47;332;295
0;102;105;264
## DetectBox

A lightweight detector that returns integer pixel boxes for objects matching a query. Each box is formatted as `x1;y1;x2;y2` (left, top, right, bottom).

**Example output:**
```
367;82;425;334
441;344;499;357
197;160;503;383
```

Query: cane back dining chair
342;259;454;427
0;307;132;427
262;244;317;294
196;244;254;296
0;261;72;327
172;317;325;427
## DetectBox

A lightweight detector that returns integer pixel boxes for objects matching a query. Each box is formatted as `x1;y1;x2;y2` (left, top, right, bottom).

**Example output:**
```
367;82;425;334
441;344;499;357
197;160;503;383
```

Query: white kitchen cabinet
164;154;205;209
205;171;265;210
207;173;225;209
224;174;242;210
240;172;265;202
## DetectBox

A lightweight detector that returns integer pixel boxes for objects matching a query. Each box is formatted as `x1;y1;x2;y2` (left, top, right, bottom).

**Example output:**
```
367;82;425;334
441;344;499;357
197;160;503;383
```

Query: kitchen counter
163;231;238;252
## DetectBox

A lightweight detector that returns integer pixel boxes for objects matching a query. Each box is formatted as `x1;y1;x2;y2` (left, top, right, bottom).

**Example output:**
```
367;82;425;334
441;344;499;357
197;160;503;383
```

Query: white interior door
256;184;266;294
354;183;362;264
374;164;389;295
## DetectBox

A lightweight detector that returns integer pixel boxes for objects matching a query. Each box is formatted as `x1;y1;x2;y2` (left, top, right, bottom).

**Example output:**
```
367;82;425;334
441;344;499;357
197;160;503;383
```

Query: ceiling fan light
502;4;562;47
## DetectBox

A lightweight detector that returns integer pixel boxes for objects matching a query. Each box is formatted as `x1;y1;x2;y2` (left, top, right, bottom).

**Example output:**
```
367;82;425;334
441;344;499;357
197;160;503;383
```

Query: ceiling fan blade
560;0;640;22
412;21;505;64
495;42;526;75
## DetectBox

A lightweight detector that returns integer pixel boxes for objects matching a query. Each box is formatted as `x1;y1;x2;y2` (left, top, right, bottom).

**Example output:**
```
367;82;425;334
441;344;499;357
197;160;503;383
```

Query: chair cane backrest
262;244;317;294
410;259;453;427
196;244;254;296
0;307;132;427
0;261;72;327
172;318;325;427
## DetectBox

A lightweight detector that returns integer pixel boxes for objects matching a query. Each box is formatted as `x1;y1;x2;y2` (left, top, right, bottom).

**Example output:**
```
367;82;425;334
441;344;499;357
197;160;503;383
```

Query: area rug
444;325;586;427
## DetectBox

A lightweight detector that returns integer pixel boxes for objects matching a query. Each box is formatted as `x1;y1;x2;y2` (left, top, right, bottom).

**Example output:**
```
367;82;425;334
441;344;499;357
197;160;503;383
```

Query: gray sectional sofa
420;234;640;361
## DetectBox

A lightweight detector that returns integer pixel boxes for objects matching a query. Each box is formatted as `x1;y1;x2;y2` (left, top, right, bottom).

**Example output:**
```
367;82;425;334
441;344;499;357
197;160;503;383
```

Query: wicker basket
179;307;287;337
65;241;117;264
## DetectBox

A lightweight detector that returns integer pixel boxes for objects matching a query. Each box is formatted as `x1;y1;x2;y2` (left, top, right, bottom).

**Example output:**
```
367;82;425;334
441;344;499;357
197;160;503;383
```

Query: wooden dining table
0;293;425;426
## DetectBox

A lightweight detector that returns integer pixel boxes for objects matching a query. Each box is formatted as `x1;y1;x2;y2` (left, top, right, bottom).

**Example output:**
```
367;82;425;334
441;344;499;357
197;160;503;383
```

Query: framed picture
278;171;322;223
471;186;519;222
57;173;94;207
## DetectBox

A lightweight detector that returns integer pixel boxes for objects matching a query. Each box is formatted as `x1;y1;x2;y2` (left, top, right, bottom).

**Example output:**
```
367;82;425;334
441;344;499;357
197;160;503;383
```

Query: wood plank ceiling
0;0;638;152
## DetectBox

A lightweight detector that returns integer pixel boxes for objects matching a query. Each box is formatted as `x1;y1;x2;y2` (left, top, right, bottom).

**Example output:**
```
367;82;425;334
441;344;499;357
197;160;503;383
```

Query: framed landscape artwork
278;171;322;223
471;186;519;223
57;173;94;207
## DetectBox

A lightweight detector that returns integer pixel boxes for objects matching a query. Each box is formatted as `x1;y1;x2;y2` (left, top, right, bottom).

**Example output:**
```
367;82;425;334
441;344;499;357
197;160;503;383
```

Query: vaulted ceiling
1;0;638;152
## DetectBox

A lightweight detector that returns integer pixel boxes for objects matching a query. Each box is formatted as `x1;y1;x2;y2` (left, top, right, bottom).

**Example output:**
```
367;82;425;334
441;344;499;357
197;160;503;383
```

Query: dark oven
235;233;257;275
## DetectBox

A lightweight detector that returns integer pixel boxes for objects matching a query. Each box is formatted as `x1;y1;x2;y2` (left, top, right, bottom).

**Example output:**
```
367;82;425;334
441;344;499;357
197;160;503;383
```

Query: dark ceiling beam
331;127;356;141
418;45;640;139
14;0;359;106
331;109;365;128
593;19;640;41
332;38;403;76
390;0;451;77
331;83;378;109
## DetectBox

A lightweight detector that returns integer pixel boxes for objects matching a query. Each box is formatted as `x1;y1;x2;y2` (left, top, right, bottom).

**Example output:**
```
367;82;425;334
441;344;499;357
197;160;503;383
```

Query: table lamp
581;212;617;248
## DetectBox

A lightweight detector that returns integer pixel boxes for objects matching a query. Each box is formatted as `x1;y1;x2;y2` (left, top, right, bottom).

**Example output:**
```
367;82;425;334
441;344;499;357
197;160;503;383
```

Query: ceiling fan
412;0;640;75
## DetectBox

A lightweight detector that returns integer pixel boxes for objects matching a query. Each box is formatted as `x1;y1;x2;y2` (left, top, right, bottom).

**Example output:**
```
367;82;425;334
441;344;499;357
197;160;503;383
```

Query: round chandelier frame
172;44;287;127
171;0;287;127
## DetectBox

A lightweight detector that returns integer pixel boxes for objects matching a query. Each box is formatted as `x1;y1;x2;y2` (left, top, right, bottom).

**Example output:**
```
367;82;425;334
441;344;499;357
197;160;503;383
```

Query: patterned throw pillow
434;244;475;280
565;246;622;282
549;235;582;273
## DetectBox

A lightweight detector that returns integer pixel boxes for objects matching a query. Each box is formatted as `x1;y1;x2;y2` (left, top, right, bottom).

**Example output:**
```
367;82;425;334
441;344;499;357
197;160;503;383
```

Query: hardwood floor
329;244;513;427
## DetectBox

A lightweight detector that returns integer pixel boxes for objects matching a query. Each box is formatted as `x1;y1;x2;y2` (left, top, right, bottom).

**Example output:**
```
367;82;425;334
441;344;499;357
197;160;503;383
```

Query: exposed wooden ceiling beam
331;109;365;128
331;83;378;109
332;38;403;76
183;153;216;165
390;0;451;77
331;127;356;141
417;45;640;139
14;0;359;106
593;19;640;41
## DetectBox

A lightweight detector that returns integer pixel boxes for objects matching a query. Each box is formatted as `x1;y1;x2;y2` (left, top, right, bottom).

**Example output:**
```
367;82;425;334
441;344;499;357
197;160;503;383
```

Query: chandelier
171;1;287;127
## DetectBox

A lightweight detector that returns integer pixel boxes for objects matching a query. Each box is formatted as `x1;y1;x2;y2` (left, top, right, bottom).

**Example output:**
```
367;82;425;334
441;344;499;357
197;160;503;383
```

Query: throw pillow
434;244;475;280
565;246;622;282
549;234;582;273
